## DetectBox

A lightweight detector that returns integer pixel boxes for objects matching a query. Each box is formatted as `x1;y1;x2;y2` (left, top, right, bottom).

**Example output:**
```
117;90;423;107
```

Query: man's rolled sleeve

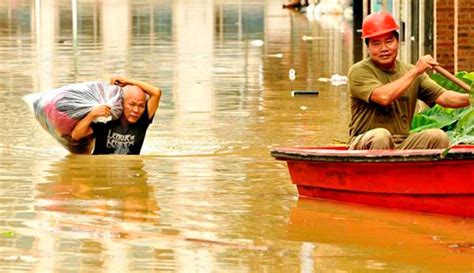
348;64;384;103
418;73;446;107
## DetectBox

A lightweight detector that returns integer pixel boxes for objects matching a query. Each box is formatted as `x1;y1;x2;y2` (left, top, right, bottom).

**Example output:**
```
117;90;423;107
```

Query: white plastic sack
24;81;123;154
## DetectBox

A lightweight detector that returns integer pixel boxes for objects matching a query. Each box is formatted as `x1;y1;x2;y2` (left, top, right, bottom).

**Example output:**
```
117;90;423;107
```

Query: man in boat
71;76;161;154
348;11;470;150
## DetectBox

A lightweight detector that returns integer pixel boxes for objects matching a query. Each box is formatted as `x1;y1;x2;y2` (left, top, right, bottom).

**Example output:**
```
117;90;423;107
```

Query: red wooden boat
271;145;474;218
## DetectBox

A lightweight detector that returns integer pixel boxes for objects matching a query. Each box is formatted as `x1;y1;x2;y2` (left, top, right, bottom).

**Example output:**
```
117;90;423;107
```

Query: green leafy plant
411;71;473;144
429;71;473;93
1;231;15;238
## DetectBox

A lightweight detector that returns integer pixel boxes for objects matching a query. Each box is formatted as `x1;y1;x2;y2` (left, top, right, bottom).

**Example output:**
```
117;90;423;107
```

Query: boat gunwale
271;145;474;163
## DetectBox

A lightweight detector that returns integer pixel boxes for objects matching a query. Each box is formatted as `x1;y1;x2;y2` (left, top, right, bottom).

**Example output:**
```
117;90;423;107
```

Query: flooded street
0;0;473;272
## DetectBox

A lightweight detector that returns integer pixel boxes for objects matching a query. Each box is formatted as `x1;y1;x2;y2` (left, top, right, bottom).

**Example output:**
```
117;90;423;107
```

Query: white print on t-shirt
106;130;135;151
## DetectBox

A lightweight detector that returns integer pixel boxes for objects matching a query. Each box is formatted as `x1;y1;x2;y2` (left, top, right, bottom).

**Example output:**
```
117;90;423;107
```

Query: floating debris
250;40;264;47
318;77;330;82
291;90;319;96
289;69;296;81
447;243;474;250
300;106;308;111
318;74;348;86
268;53;283;58
2;255;38;263
1;231;15;238
302;35;323;41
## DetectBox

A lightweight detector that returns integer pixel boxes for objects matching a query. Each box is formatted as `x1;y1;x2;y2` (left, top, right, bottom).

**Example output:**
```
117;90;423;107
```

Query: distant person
71;76;161;154
283;0;308;9
348;11;469;150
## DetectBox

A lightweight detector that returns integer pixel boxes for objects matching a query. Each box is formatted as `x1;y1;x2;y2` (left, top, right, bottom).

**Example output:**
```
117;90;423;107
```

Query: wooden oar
433;66;472;92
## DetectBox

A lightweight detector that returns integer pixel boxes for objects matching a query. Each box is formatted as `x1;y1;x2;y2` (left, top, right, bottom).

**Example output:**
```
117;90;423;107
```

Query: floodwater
0;0;473;272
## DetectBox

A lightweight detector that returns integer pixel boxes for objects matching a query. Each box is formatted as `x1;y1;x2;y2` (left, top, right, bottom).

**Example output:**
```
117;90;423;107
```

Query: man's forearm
436;91;470;108
71;114;94;140
123;77;162;118
127;79;161;98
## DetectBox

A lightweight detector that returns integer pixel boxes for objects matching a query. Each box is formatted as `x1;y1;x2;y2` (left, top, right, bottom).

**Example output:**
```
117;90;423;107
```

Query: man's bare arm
435;91;470;108
370;55;438;106
71;104;111;140
110;76;161;119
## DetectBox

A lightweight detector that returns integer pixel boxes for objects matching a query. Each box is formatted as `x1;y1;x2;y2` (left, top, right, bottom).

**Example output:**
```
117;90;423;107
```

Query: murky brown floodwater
0;0;473;272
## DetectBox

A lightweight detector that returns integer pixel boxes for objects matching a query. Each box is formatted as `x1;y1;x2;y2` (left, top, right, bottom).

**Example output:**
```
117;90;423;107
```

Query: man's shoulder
349;58;374;73
348;58;376;78
349;58;370;69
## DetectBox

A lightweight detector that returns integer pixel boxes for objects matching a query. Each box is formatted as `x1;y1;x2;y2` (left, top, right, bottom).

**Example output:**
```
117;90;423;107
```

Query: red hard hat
361;11;399;39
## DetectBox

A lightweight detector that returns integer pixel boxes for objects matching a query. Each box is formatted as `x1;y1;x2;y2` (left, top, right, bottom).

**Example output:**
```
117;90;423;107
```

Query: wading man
71;76;161;154
348;11;470;150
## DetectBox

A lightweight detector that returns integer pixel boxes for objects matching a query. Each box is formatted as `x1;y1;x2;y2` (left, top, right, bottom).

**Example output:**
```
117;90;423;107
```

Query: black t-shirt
91;108;153;155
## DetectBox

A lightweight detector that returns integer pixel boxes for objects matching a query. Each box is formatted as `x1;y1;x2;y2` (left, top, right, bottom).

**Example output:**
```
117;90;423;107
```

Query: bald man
71;76;161;154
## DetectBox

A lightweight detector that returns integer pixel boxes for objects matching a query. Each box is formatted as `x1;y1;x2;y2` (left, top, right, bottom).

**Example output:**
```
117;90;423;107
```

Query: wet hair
364;31;399;46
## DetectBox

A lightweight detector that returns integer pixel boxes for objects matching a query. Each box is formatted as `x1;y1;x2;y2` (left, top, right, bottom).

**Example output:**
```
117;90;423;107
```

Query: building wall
457;0;474;71
436;0;474;72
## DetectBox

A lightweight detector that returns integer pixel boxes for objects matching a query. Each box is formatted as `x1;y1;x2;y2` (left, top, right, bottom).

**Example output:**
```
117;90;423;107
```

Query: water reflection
35;156;159;225
101;0;130;76
29;156;160;271
35;0;56;91
288;198;474;272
